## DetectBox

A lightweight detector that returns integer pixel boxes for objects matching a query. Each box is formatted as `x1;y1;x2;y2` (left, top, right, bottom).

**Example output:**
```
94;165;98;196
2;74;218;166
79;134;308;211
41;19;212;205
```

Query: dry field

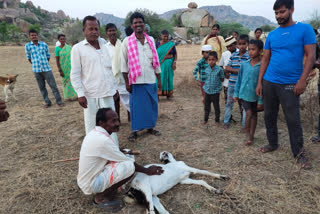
0;45;320;214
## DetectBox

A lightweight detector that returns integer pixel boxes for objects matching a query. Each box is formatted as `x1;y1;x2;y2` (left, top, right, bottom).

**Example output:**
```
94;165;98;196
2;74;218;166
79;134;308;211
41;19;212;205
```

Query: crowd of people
0;0;319;212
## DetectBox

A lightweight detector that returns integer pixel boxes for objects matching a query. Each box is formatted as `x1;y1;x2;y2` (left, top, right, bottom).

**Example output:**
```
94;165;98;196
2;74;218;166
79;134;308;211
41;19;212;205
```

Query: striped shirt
193;58;209;82
25;41;51;73
227;51;250;86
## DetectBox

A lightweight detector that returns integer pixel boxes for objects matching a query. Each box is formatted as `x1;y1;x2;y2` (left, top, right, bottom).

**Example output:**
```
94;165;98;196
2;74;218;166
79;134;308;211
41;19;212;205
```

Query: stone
25;1;33;8
57;10;67;19
188;2;198;9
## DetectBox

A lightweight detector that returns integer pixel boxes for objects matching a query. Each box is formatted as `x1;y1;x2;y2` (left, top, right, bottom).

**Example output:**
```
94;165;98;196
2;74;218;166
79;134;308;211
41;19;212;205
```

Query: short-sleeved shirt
234;60;263;104
25;41;51;73
263;22;316;84
202;65;224;94
193;58;209;82
227;51;250;86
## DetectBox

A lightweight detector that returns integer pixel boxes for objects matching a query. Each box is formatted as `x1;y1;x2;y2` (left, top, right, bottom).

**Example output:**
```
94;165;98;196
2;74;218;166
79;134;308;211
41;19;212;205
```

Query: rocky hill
160;5;276;30
0;0;71;43
94;13;124;27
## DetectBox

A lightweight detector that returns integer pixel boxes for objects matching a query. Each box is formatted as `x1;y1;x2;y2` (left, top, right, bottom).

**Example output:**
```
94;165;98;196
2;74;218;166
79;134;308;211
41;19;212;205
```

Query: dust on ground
0;45;319;214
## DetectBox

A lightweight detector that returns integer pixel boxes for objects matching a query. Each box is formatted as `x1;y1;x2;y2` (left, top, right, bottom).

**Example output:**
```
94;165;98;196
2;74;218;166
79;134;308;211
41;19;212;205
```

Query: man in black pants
256;0;316;169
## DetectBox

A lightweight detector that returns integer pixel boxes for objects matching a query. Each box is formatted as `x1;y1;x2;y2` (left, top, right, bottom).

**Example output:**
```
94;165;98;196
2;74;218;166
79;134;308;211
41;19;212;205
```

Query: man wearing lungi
121;12;162;142
77;108;163;212
71;16;118;139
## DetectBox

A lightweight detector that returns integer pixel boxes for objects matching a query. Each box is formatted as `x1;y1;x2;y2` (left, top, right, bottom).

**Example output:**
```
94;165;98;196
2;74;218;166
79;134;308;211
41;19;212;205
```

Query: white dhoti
91;160;135;193
84;96;118;145
119;93;130;112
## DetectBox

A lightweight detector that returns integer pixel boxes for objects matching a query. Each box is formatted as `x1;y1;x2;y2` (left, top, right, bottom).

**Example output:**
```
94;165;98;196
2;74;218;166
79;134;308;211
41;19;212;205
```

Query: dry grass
0;45;320;214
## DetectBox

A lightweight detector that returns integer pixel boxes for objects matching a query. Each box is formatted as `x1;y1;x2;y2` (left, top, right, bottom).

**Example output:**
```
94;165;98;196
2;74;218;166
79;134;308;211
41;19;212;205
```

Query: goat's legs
180;178;222;194
182;166;229;180
152;196;170;214
9;88;17;100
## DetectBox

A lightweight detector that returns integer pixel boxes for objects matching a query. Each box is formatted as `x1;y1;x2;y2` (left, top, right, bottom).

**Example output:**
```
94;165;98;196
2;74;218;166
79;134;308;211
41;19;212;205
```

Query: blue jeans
223;85;246;126
34;71;62;105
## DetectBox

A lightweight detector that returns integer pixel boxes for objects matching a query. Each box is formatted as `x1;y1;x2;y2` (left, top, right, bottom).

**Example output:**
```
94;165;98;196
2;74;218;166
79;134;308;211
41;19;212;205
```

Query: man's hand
172;62;176;70
294;79;307;96
157;81;162;91
78;96;88;108
126;84;132;93
197;80;202;87
233;97;238;102
59;69;64;77
256;82;263;97
113;90;119;101
144;165;164;176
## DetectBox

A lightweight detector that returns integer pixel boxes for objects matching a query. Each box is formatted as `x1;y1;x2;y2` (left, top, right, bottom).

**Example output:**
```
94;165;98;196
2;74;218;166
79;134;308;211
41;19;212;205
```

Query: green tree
28;23;41;33
260;25;276;32
219;22;250;38
170;14;180;27
0;21;8;42
124;9;173;40
7;24;21;42
309;10;320;29
64;21;83;45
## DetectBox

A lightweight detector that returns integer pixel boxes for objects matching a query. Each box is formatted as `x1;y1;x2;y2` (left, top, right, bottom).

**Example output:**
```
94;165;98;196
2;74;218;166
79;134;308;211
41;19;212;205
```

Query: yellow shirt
201;35;226;62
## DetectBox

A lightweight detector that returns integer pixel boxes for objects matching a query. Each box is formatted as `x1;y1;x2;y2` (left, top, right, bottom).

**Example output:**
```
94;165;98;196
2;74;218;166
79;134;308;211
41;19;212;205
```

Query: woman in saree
55;34;77;101
201;24;226;63
156;30;177;98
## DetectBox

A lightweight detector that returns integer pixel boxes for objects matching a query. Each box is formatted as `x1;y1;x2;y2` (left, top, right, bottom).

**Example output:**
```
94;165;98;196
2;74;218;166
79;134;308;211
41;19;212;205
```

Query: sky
21;0;320;22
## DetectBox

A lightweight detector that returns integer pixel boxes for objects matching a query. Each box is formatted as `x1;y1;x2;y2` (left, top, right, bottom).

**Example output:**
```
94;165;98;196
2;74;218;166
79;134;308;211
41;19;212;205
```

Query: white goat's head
160;151;176;164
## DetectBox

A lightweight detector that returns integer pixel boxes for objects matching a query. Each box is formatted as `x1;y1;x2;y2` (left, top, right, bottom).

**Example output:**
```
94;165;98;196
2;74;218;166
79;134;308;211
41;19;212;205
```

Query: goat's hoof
215;189;223;194
220;175;230;180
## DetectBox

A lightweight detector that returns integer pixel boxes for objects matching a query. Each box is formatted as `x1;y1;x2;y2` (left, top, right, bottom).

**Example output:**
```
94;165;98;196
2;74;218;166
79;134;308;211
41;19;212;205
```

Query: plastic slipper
93;199;125;212
147;129;161;136
260;144;278;153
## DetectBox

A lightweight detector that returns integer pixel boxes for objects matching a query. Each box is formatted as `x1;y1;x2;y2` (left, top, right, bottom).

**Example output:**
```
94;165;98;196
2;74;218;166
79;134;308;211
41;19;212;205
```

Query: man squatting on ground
121;12;162;142
0;99;9;122
77;108;163;211
256;0;316;169
71;16;118;142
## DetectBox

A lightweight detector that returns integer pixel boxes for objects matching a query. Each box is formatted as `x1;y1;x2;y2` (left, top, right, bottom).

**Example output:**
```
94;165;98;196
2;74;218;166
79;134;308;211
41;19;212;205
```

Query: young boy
201;51;224;125
193;45;212;103
233;40;264;145
223;34;250;129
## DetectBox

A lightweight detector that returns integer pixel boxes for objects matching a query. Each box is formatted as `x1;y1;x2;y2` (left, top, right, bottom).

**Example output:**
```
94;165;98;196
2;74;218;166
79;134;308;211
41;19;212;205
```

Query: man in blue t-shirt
256;0;316;169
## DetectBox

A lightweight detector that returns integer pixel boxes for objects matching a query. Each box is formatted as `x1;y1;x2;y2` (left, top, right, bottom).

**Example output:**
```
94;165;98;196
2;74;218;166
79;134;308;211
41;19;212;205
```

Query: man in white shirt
218;36;237;104
77;108;163;211
71;16;118;135
121;12;162;142
105;23;130;123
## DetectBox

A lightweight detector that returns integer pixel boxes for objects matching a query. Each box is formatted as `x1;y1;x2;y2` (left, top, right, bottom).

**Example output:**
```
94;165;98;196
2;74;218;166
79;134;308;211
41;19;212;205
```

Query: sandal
311;136;320;143
259;144;278;153
128;132;137;142
93;199;125;212
147;129;161;136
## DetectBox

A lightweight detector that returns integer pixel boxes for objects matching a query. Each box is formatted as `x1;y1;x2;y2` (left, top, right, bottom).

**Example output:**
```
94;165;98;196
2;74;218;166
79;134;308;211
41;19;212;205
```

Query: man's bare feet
201;121;208;125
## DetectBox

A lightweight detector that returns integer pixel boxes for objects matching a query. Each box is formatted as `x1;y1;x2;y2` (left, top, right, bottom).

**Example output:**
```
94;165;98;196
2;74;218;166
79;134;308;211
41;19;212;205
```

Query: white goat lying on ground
128;151;229;214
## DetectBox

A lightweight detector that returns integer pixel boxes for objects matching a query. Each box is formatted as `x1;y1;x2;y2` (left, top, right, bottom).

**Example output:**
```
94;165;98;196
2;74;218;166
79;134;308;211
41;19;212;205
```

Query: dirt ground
0;45;320;214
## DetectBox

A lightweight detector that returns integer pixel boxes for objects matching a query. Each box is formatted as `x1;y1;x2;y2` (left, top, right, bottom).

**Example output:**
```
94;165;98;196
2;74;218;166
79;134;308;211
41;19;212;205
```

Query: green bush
21;17;37;24
219;22;250;38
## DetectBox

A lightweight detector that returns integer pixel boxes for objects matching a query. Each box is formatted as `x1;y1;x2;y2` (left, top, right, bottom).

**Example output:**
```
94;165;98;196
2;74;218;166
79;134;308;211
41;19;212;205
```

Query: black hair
208;51;218;59
125;26;133;37
249;39;264;50
57;34;65;40
239;34;249;43
255;28;263;33
82;16;99;28
130;12;145;24
161;29;169;35
273;0;294;10
212;24;220;30
28;29;38;35
233;31;239;36
96;108;113;125
105;23;117;31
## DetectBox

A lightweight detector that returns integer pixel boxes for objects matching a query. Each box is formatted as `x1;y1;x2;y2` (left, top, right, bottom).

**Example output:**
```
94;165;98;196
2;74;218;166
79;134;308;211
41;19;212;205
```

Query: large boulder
25;1;33;8
180;8;215;33
188;2;198;9
15;17;30;32
0;0;20;9
57;10;67;19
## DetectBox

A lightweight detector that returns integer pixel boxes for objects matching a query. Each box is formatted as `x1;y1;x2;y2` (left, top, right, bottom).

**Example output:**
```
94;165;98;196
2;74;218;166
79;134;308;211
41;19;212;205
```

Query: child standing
201;51;224;125
223;34;250;129
193;45;212;103
233;40;264;145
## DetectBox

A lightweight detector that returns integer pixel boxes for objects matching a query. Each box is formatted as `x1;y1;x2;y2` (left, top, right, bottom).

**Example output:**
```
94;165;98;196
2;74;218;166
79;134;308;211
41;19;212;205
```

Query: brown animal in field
0;74;18;102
